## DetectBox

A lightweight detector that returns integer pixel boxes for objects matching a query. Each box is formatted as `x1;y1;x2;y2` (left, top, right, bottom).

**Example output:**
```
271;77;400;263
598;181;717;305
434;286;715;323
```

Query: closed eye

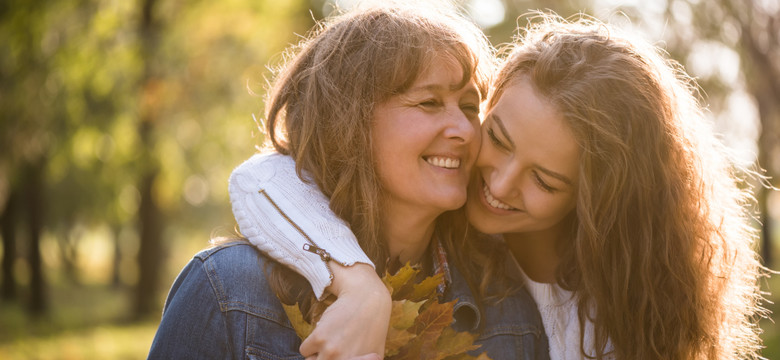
460;103;480;119
418;99;441;109
486;127;508;150
533;171;558;193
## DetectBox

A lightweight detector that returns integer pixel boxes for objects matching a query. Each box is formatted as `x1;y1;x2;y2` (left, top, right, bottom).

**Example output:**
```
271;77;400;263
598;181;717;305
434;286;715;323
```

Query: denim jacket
148;241;549;360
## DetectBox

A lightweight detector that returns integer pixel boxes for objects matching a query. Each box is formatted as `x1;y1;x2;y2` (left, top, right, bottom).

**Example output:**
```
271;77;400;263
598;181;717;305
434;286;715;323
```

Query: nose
487;162;521;200
443;108;477;144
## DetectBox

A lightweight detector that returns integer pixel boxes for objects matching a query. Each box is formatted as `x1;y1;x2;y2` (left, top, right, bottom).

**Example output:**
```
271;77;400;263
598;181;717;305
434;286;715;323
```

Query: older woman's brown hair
263;2;494;319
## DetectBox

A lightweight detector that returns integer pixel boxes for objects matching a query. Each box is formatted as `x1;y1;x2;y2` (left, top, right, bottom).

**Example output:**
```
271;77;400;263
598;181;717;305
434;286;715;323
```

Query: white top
516;260;613;360
228;152;373;299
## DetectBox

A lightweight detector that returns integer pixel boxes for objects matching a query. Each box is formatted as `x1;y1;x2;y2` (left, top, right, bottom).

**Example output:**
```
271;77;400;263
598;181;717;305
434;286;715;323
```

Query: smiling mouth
482;183;517;210
425;156;460;169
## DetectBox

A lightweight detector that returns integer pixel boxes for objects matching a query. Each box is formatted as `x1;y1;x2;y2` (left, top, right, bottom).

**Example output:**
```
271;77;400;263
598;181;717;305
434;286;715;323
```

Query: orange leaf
412;299;454;345
385;326;416;357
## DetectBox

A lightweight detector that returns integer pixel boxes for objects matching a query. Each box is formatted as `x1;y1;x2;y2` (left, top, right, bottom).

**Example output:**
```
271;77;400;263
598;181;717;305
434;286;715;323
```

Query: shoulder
195;239;267;267
193;239;273;287
154;240;305;359
191;241;290;321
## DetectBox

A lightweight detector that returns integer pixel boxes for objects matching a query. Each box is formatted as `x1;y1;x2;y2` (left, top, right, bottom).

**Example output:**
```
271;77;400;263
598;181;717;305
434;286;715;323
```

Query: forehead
406;54;477;94
492;79;579;173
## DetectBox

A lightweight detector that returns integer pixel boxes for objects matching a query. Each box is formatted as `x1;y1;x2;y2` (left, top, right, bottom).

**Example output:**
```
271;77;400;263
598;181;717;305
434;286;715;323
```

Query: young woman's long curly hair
262;3;495;317
489;14;765;360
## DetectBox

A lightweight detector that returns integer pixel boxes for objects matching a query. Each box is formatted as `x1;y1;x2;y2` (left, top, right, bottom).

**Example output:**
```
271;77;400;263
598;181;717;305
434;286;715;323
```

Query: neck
504;227;564;284
383;204;439;265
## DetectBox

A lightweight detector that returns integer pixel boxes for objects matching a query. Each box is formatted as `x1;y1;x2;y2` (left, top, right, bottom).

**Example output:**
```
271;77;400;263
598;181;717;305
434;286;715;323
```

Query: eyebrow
537;166;574;186
493;114;574;187
491;114;515;149
408;83;480;97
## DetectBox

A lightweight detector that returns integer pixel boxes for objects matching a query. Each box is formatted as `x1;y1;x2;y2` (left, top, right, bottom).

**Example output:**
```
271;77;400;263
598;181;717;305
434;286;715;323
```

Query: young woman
148;4;549;360
236;14;766;360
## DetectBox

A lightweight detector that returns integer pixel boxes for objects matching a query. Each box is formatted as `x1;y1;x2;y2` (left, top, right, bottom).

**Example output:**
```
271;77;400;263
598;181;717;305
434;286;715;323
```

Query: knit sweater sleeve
228;152;374;299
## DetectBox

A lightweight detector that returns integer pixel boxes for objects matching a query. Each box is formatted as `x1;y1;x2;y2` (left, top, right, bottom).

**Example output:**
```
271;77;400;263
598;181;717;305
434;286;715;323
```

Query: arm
229;152;374;299
229;152;391;359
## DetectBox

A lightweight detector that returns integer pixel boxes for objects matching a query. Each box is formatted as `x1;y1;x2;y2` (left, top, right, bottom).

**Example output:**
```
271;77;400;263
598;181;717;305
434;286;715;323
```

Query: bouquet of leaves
283;264;491;360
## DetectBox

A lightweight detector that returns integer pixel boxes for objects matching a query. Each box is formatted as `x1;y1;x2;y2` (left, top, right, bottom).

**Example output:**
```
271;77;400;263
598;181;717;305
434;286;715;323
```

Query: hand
300;262;391;360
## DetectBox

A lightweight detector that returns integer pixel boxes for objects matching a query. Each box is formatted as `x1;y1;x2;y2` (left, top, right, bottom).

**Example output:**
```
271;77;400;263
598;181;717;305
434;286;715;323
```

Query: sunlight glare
467;0;505;29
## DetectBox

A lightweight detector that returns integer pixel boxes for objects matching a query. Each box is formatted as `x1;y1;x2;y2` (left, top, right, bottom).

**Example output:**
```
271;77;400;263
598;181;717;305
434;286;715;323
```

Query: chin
465;203;490;233
442;196;467;211
464;202;514;235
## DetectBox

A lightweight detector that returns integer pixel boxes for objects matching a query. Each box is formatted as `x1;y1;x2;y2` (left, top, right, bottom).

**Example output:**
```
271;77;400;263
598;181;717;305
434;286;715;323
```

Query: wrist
327;262;389;299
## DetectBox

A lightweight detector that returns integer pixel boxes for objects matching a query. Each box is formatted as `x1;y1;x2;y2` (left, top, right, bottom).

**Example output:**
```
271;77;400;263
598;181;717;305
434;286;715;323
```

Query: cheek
527;191;574;223
471;124;482;153
475;137;496;168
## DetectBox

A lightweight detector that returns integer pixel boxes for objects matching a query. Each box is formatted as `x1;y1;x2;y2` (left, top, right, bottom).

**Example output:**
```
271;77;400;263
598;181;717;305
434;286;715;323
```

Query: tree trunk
111;226;122;287
1;187;17;301
731;0;780;267
25;160;46;315
134;0;164;319
135;166;163;317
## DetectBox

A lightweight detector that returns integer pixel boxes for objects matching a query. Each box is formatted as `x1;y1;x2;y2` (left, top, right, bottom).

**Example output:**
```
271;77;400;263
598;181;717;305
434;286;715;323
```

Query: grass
0;284;159;360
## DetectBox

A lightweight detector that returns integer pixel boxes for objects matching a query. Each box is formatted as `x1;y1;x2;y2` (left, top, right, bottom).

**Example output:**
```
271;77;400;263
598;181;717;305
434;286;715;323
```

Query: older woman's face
371;55;481;219
466;77;580;235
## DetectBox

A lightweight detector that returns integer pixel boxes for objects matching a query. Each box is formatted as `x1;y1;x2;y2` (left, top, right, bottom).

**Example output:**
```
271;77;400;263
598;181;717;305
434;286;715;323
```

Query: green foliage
0;0;315;283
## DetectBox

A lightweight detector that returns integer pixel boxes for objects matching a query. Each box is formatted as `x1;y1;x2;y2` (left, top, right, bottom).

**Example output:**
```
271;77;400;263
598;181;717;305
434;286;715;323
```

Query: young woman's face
372;55;481;218
466;77;580;235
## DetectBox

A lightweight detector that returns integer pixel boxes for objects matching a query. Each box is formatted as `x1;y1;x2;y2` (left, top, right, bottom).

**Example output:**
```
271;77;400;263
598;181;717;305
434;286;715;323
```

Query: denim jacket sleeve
148;242;304;360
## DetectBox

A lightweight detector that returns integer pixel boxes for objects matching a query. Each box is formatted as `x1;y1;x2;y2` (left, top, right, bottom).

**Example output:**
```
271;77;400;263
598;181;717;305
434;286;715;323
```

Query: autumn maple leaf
283;263;491;360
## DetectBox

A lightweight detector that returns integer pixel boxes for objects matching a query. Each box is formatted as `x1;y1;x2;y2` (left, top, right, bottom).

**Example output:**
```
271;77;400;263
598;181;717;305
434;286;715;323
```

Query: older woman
148;4;548;360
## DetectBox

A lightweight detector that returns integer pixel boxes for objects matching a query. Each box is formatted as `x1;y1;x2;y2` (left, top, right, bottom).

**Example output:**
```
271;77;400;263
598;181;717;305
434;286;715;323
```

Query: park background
1;0;779;358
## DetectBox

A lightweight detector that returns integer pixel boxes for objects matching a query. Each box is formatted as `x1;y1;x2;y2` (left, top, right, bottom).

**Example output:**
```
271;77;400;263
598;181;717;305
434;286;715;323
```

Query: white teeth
483;183;515;210
426;156;460;169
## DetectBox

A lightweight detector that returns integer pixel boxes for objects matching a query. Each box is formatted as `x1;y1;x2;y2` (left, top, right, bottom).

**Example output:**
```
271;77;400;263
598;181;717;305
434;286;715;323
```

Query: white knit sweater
228;152;373;299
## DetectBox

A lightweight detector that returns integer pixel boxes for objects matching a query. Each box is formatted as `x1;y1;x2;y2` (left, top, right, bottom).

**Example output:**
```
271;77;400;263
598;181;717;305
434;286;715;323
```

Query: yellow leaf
383;263;419;297
390;299;425;330
473;352;492;360
280;265;491;360
282;303;314;340
385;325;416;357
409;272;444;301
434;327;481;360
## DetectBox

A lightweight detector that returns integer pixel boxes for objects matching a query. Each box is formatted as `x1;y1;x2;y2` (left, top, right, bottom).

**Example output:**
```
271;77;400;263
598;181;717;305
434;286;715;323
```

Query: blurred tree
658;0;779;266
134;0;164;319
1;190;17;301
0;0;53;315
127;0;315;317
